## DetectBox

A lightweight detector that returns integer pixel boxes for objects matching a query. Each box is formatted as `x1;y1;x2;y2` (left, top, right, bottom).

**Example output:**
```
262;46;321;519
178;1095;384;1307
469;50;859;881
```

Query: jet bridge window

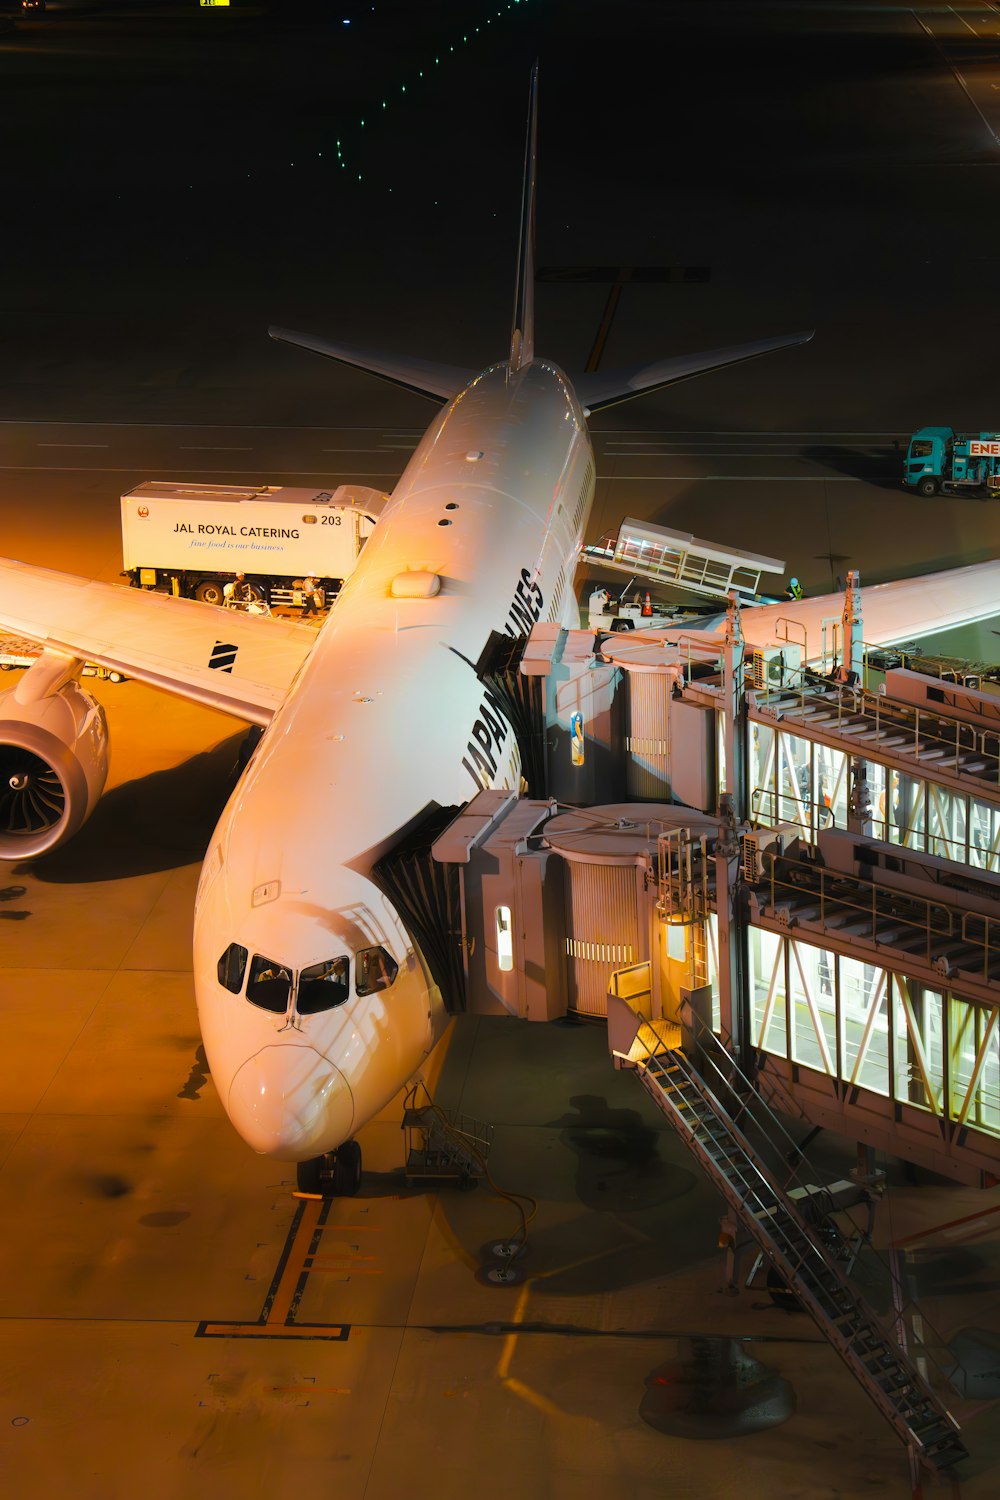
217;943;248;994
247;954;293;1013
356;945;399;997
297;957;350;1015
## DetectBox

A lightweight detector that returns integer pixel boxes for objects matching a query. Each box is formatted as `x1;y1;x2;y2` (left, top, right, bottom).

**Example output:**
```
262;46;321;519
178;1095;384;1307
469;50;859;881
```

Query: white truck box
121;481;384;606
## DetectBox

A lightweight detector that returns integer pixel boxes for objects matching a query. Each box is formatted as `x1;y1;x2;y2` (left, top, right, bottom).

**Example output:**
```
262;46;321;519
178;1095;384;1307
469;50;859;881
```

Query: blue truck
904;427;1000;497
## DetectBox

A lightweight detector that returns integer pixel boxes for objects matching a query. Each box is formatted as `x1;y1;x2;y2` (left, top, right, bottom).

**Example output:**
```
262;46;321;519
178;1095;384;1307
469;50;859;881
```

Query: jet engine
0;657;109;859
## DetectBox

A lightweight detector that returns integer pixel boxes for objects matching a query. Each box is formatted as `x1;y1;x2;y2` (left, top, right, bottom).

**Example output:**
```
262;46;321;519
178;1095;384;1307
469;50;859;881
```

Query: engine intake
0;676;109;859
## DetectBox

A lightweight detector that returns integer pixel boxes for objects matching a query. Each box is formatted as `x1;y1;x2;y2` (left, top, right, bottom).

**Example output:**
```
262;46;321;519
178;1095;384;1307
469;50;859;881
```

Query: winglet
509;63;539;373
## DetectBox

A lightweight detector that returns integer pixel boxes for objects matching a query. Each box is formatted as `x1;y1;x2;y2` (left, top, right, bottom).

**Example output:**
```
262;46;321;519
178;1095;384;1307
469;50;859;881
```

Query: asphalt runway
4;2;1000;1496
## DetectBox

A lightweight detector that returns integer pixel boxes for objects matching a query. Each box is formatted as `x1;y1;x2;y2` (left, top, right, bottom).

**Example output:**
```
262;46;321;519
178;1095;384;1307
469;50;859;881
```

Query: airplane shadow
20;733;246;884
801;443;903;489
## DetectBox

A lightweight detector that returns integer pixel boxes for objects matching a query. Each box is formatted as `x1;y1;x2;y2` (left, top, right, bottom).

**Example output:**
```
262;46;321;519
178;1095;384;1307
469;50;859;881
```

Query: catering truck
903;428;1000;497
121;481;385;608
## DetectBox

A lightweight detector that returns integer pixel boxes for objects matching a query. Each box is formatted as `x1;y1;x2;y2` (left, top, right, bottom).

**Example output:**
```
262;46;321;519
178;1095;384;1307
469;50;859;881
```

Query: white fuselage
193;360;595;1159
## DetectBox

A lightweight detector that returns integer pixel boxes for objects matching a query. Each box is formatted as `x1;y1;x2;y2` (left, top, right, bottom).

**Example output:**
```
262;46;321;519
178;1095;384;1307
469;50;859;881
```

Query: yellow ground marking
268;1196;322;1323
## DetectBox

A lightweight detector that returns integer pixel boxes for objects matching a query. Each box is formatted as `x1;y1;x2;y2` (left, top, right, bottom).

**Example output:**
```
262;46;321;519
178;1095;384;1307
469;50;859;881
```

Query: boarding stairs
613;1016;967;1470
402;1104;492;1187
582;516;784;603
755;681;1000;801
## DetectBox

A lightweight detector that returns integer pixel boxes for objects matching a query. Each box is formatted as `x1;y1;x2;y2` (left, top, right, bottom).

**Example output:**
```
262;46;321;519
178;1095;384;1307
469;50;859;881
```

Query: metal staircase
402;1104;492;1187
625;1033;967;1470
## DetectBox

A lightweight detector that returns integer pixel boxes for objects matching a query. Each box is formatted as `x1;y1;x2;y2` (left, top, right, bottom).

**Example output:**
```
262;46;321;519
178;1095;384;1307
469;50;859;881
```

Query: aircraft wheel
296;1157;323;1194
195;579;225;606
917;476;938;497
333;1140;362;1196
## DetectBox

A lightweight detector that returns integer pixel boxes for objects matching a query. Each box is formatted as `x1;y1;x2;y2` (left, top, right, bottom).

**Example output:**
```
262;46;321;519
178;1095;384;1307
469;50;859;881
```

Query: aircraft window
910;440;933;458
246;954;292;1013
217;942;248;994
356;945;399;997
297;956;350;1015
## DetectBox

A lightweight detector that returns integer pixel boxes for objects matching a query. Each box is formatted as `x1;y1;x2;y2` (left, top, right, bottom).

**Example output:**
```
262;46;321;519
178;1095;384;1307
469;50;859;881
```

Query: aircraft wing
0;558;316;726
738;560;1000;658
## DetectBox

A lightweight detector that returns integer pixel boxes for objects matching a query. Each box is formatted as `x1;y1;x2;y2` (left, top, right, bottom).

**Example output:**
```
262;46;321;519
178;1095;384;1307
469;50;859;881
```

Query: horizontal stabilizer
268;326;473;404
574;329;815;414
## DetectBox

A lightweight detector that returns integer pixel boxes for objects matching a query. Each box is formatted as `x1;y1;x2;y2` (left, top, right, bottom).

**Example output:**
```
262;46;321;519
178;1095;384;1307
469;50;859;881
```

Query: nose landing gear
295;1139;363;1197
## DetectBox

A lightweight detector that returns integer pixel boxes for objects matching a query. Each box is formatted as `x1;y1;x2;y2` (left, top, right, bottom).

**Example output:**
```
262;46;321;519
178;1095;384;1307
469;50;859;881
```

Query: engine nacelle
0;672;109;859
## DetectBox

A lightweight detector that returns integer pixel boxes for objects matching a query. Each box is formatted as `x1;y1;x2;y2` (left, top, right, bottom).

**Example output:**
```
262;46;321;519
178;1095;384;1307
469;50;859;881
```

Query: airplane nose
227;1045;355;1159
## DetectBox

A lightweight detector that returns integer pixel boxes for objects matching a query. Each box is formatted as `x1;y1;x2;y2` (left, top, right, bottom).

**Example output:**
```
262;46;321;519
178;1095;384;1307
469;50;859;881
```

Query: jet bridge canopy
582;516;785;602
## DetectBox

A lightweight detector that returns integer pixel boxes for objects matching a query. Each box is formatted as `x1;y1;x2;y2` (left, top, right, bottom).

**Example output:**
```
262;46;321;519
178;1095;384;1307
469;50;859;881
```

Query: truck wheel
195;579;225;606
917;476;938;497
611;618;634;632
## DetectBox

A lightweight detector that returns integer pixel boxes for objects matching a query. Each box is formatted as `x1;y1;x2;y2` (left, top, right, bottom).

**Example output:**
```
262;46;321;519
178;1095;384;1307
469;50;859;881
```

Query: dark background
2;0;994;430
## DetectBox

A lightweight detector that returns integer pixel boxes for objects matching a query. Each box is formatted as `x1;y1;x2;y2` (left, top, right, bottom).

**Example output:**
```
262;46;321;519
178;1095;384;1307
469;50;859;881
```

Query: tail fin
509;63;538;373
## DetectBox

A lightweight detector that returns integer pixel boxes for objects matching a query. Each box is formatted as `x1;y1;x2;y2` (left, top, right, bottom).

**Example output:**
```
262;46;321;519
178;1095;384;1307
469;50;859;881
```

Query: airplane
0;69;816;1193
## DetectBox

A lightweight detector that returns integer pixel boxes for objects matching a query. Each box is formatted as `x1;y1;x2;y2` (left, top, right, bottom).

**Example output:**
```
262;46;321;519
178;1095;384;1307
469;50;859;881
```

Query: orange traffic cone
642;591;652;617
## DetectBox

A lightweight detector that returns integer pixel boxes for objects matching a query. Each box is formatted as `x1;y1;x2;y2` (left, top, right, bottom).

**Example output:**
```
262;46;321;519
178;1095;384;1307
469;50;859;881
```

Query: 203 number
320;514;342;525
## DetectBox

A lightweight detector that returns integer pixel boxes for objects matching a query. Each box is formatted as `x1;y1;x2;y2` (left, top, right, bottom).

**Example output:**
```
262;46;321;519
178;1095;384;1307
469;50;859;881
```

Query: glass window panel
948;998;1000;1134
706;913;720;1033
247;954;292;1014
749;927;786;1058
970;798;1000;875
789;939;836;1075
356;945;399;997
777;731;812;836
840;955;889;1096
297;956;350;1014
815;745;847;831
893;977;943;1113
217;942;248;995
749;721;776;826
865;761;888;843
926;783;966;865
890;774;925;851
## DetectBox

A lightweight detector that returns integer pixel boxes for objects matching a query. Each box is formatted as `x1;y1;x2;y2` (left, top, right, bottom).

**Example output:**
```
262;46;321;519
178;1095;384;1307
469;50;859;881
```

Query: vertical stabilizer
509;63;538;373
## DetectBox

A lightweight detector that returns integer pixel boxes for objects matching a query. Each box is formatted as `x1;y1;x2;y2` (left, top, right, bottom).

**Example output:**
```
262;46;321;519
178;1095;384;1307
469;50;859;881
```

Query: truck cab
904;427;953;495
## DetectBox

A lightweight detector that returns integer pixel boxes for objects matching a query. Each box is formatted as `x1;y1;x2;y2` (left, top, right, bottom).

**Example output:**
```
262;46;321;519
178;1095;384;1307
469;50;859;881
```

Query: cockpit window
356;945;399;997
217;942;248;995
297;956;350;1015
247;954;293;1013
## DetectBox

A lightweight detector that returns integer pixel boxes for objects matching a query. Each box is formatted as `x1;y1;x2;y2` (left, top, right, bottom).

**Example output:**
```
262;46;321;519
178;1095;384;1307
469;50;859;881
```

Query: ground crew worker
301;574;321;618
786;576;804;601
231;571;252;604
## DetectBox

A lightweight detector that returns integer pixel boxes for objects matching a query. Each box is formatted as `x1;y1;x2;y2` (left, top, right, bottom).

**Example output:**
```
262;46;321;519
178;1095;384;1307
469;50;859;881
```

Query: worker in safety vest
786;576;804;601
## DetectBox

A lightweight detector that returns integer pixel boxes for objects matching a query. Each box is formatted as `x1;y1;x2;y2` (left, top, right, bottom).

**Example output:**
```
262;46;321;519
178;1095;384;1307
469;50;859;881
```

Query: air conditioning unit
751;642;802;690
741;824;801;882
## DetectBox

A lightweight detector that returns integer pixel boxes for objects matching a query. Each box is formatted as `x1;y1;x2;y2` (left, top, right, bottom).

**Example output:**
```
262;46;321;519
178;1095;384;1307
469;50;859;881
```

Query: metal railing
753;678;1000;787
656;827;710;924
761;856;963;972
